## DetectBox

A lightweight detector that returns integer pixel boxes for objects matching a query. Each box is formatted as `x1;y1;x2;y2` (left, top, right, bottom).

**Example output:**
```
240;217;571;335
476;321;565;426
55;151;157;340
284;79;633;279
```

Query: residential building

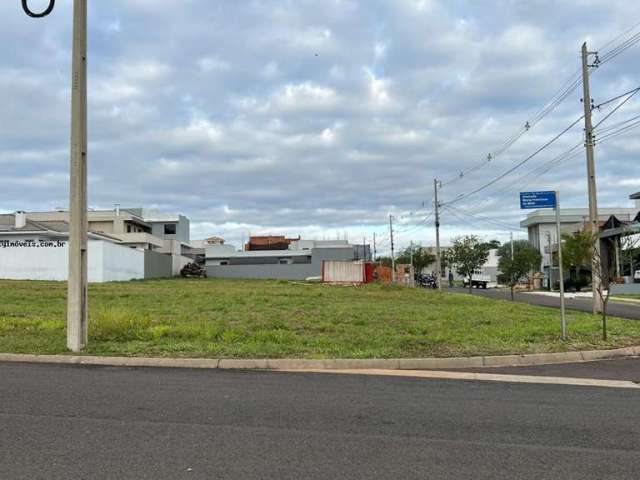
206;239;368;280
0;212;144;282
244;235;300;251
1;207;194;281
520;201;639;287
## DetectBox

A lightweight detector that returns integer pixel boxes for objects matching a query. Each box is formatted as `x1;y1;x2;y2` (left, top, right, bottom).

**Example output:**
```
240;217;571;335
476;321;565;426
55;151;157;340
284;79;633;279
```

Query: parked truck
463;273;490;289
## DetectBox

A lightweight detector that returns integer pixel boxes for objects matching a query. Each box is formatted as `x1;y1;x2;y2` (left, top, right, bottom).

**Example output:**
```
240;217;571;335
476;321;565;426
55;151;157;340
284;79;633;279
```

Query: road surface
450;286;640;320
439;357;640;381
1;361;639;479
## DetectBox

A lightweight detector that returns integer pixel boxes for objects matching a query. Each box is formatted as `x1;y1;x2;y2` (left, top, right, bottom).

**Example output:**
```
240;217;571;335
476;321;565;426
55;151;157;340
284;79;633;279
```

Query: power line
441;71;582;188
441;205;516;233
598;30;640;66
593;87;640;129
443;114;584;207
444;204;521;232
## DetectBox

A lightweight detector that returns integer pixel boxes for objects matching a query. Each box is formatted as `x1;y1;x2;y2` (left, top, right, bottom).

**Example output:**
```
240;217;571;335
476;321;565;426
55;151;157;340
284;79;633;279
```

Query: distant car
635;270;640;282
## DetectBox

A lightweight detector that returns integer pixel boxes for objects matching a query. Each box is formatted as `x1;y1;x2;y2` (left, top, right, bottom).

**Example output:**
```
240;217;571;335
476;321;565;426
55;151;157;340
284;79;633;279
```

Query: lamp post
22;0;89;352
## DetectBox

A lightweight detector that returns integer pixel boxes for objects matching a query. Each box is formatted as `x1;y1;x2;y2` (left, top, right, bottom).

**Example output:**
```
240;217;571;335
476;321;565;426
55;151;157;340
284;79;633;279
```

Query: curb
0;345;638;371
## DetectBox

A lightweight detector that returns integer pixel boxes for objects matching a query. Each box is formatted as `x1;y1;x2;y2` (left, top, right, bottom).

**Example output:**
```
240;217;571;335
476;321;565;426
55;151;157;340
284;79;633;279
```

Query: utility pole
67;0;88;352
389;214;396;283
363;236;367;261
410;241;414;268
510;231;515;286
434;178;442;290
20;1;87;351
510;232;515;262
581;42;603;314
373;232;377;263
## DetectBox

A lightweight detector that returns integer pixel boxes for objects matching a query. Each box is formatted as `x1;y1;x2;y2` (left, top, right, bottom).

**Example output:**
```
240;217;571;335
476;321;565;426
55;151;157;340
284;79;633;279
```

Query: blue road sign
520;191;557;209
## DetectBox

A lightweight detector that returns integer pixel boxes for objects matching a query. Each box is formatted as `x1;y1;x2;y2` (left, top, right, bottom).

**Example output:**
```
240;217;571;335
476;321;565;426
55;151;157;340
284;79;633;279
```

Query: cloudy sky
2;0;640;253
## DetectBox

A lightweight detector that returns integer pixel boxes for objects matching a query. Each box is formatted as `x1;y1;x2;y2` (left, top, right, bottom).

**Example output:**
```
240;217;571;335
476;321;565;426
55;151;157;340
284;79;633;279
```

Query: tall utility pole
67;0;89;352
434;178;442;290
510;231;515;287
410;241;414;268
373;232;377;263
21;1;88;351
389;215;396;283
510;232;515;263
581;42;603;314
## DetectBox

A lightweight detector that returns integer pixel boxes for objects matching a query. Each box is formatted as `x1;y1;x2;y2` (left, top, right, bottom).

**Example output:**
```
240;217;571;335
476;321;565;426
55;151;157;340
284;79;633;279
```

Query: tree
562;230;594;291
561;231;593;272
590;234;612;341
564;230;612;340
375;256;393;267
497;240;542;301
449;235;491;292
396;245;436;274
482;239;501;250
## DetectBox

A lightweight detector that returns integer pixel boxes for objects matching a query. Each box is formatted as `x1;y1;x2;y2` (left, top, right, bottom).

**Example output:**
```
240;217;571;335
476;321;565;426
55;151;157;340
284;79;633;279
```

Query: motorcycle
415;273;438;289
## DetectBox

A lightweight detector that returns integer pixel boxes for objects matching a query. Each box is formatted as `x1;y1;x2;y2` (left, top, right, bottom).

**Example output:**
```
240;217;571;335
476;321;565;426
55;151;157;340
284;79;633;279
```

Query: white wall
0;235;69;281
0;238;144;282
98;241;145;282
172;254;193;276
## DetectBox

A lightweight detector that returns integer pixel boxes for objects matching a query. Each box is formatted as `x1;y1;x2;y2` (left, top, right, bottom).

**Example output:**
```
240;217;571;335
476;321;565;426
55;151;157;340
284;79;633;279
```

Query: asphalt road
443;357;640;382
2;362;640;479
450;286;640;320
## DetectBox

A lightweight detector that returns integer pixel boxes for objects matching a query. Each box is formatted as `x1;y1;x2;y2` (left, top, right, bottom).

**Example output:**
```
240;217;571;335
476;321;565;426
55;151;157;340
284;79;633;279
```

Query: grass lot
1;279;639;359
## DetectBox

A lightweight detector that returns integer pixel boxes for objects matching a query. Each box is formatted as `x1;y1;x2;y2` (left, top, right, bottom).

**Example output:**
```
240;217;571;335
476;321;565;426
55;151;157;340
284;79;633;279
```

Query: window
127;225;132;233
220;261;229;266
164;223;177;235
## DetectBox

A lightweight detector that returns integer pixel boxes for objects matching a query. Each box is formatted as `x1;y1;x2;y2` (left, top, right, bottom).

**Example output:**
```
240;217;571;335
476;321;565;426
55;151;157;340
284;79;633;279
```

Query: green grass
1;278;639;359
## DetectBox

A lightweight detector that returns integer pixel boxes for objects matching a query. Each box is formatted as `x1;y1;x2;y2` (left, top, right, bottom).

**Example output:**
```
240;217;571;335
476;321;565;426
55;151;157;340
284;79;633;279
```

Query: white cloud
3;0;640;251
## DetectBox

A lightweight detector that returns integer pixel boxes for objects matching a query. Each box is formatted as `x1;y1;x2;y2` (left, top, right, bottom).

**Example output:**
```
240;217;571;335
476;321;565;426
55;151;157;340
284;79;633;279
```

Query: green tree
449;235;491;292
396;245;436;273
482;239;501;250
498;240;542;301
561;231;593;272
561;230;593;291
561;230;612;340
375;256;393;267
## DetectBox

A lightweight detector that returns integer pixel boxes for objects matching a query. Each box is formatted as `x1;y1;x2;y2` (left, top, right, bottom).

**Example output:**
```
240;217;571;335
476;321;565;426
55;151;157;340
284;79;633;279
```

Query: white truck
463;272;491;289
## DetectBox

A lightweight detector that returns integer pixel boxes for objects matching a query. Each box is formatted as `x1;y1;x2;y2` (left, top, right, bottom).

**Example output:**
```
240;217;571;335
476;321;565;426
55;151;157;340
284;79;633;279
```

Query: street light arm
21;0;55;18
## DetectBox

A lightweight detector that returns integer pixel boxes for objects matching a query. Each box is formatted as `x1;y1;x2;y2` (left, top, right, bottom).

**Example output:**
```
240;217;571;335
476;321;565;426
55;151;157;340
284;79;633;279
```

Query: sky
2;0;640;254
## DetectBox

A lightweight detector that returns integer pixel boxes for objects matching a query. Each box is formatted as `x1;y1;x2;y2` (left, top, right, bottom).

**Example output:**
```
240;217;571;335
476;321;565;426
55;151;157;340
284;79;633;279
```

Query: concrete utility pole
21;1;88;351
67;0;89;352
373;232;377;263
510;232;514;258
434;178;442;290
389;215;396;283
410;241;414;268
581;42;603;314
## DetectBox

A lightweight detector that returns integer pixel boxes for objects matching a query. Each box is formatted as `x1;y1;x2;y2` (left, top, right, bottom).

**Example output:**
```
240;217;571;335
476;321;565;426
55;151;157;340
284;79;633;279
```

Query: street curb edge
0;346;638;371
